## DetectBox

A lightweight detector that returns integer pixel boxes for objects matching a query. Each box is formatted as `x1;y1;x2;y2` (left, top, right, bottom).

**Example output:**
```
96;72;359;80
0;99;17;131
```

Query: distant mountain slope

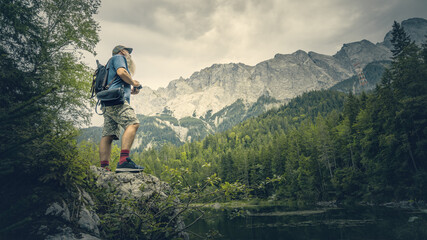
329;60;391;93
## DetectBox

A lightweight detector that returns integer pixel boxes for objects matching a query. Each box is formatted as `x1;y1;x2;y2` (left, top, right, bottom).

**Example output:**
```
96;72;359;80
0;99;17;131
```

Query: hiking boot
116;157;144;173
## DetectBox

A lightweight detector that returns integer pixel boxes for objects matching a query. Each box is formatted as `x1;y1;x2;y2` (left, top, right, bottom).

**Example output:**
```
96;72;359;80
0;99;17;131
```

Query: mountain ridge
132;36;396;120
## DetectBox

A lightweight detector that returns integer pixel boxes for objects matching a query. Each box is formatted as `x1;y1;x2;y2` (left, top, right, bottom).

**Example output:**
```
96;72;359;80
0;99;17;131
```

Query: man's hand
131;87;140;95
131;80;141;95
132;80;141;88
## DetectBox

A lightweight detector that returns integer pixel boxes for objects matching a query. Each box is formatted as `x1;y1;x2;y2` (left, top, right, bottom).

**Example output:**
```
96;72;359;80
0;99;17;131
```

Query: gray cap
112;45;133;55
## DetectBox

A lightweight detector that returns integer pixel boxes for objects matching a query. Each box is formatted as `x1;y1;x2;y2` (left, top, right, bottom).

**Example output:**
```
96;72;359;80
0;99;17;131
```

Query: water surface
185;205;427;240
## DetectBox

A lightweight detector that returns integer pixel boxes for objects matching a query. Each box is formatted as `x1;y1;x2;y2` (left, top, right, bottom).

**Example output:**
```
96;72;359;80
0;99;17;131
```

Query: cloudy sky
84;0;427;90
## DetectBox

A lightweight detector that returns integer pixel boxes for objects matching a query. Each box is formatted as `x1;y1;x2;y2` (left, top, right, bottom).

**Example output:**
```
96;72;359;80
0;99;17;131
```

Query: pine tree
390;21;411;58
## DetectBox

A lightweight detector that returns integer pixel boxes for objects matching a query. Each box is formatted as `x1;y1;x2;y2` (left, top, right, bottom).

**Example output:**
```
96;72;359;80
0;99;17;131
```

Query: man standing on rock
99;45;144;173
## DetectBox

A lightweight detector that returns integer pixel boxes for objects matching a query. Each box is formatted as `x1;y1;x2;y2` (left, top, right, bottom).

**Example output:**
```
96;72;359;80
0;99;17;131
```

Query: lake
185;204;427;240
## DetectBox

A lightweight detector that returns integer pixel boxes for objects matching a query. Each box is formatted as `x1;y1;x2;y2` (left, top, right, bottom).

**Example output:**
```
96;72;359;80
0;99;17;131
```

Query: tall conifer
390;21;411;58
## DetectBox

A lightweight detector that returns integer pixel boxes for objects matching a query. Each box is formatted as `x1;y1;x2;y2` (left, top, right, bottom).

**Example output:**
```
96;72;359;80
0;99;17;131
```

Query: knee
104;135;114;143
125;123;139;133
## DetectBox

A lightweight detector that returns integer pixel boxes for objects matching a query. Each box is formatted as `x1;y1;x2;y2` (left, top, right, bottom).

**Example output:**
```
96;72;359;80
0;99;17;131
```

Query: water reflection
185;205;427;240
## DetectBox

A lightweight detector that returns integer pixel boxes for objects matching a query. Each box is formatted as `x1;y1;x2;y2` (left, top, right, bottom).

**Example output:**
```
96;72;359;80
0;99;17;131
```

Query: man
99;45;144;173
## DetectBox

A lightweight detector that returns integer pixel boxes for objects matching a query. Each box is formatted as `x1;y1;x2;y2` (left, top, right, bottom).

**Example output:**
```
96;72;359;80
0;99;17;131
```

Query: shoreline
190;199;427;210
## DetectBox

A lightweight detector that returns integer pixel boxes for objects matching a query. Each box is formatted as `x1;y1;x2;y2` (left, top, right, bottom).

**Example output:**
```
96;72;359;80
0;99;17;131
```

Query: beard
125;54;136;76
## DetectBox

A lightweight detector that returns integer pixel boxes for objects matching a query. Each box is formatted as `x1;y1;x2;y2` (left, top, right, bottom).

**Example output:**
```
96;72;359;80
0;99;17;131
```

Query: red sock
100;160;109;168
119;149;130;164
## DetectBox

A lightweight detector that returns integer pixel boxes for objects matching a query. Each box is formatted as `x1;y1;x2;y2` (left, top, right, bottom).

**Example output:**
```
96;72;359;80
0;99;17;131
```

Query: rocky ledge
39;166;188;240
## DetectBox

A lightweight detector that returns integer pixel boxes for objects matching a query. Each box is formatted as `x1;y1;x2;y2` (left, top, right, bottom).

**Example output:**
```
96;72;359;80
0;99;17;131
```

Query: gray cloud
99;0;218;39
87;0;427;90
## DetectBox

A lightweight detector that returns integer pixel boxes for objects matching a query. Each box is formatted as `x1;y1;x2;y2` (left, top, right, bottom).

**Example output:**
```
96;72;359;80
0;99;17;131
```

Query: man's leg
101;107;119;168
118;123;140;165
116;123;144;172
114;103;143;172
121;123;140;150
99;135;113;168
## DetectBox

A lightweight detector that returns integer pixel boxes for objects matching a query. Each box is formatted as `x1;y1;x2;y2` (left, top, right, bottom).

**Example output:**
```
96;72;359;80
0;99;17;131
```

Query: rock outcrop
40;186;101;240
91;166;170;200
40;167;188;240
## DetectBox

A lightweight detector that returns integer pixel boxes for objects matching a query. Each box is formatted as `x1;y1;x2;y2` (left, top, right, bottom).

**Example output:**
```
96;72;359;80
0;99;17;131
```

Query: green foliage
390;21;411;58
0;0;100;238
77;140;120;170
179;117;211;141
91;181;182;239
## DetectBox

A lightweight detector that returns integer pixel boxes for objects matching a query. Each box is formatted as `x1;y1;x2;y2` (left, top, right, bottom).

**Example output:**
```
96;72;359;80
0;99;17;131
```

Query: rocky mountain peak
189;62;253;88
334;39;391;68
293;49;309;57
273;50;308;61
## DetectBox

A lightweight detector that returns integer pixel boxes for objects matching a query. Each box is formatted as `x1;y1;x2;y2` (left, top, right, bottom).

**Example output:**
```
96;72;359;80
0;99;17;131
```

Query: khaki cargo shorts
102;102;139;140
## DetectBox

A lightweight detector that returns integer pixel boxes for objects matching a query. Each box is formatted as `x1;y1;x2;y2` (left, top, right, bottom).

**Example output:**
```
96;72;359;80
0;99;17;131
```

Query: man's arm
117;67;141;87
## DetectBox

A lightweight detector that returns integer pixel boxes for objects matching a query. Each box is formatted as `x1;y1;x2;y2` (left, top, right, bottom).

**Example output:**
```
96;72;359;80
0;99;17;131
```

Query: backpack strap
101;59;112;90
104;59;120;90
105;75;119;90
90;59;103;99
95;99;105;115
90;73;96;99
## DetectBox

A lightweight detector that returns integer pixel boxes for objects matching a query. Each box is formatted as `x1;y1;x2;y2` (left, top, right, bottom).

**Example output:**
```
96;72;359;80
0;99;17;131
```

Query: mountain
132;39;391;120
82;18;427;150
